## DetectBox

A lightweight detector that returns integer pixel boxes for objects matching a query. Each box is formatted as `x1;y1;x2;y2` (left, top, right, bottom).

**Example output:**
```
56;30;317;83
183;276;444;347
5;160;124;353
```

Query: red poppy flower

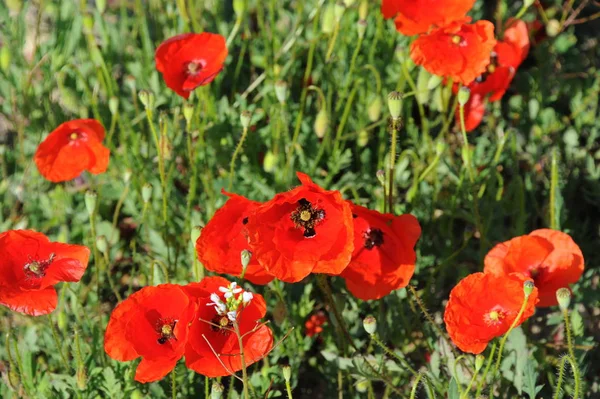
483;229;584;307
0;230;89;316
104;284;197;383
444;272;538;354
34;119;110;183
410;19;496;85
381;0;476;36
305;312;327;337
455;92;486;132
341;203;421;300
155;33;228;99
196;191;274;285
184;277;273;377
245;172;354;283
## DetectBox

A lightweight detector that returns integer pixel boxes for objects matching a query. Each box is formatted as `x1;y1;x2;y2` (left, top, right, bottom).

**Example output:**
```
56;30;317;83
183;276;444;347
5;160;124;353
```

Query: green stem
371;334;418;377
226;18;243;47
145;108;168;223
387;118;399;213
401;60;428;137
337;35;364;110
171;367;177;399
461;363;481;399
562;308;581;398
228;126;249;191
550;148;559;230
47;315;71;371
325;23;340;62
475;342;497;397
553;355;580;399
285;378;293;399
233;322;250;399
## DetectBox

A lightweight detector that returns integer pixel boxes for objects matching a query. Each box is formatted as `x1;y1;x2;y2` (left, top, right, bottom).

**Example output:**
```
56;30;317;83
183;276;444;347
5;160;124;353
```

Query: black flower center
475;52;499;84
211;315;233;335
23;253;55;279
156;318;178;345
363;228;384;249
290;198;325;238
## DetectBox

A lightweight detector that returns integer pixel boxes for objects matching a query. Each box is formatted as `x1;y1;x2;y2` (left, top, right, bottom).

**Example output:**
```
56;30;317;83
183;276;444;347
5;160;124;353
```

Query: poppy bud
183;103;195;126
96;235;108;255
357;19;367;39
427;74;443;91
142;183;152;203
457;86;470;107
321;5;336;34
358;0;368;19
138;90;155;110
376;170;385;186
275;80;288;105
416;68;431;105
130;390;144;399
282;365;292;382
263;151;278;173
523;280;535;298
85;190;97;216
190;225;202;245
123;169;132;184
475;354;485;372
357;130;369;147
387;91;403;120
334;2;345;22
96;0;107;13
211;382;224;399
82;14;94;32
57;311;67;331
436;141;446;155
5;0;22;13
556;288;571;311
523;0;535;7
344;0;356;6
363;315;377;335
0;46;10;73
367;96;382;122
233;0;245;17
241;249;252;271
240;110;252;129
76;367;87;390
108;96;119;116
356;379;369;393
546;19;561;37
314;108;329;139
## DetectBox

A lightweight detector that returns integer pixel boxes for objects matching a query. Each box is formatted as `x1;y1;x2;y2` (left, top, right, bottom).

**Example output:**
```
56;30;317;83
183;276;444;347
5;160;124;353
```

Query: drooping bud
367;96;382;122
523;280;535;298
358;0;368;20
321;5;336;34
96;0;107;14
263;151;278;173
387;91;403;120
363;315;377;335
142;183;152;203
475;354;485;372
233;0;245;18
556;288;571;311
376;170;385;186
96;235;108;255
240;110;252;129
108;96;119;116
546;19;561;37
282;365;292;382
457;86;471;107
357;19;367;39
334;1;346;22
241;249;252;271
314;108;329;139
427;74;443;91
183;102;195;126
138;90;155;110
211;382;224;399
85;190;97;216
275;80;288;105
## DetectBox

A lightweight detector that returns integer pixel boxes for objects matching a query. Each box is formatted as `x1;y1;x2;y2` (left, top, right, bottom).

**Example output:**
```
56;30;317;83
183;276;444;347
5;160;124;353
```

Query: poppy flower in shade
0;230;89;316
34;119;110;183
483;229;584;307
305;312;327;337
410;19;496;85
245;172;354;283
104;284;197;383
444;272;538;354
381;0;476;36
341;203;421;300
184;277;273;377
195;191;274;285
155;33;228;99
455;92;486;132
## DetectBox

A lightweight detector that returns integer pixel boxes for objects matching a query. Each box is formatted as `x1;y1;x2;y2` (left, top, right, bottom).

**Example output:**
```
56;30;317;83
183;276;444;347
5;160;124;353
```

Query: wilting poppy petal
34;119;110;183
444;272;538;354
245;172;354;283
410;19;496;85
155;33;228;99
341;204;421;300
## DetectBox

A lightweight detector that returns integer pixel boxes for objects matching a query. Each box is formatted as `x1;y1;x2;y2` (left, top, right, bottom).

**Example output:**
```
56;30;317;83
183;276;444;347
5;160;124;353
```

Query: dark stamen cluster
475;52;499;84
156;318;178;345
23;253;56;279
211;315;233;335
363;228;384;249
290;198;326;238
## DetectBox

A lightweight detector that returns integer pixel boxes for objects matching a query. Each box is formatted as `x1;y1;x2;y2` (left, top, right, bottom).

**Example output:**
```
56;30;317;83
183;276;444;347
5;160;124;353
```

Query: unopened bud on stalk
282;365;292;381
356;379;369;393
457;86;471;107
427;74;443;90
275;80;288;105
233;0;245;18
314;108;329;139
376;170;385;186
57;312;67;331
211;382;224;399
241;249;252;270
334;2;346;22
130;390;144;399
108;96;119;115
138;90;155;110
475;354;485;372
96;0;107;14
85;190;97;216
0;46;11;73
343;0;356;7
436;141;446;155
523;280;535;298
387;91;403;120
357;19;367;39
123;169;132;184
368;96;382;122
183;103;195;125
416;67;431;104
363;315;377;335
321;5;336;34
83;14;94;32
556;288;571;311
358;0;368;20
142;183;152;203
5;0;22;13
357;130;369;147
546;19;561;37
524;0;535;7
263;151;278;173
240;110;252;129
96;235;108;255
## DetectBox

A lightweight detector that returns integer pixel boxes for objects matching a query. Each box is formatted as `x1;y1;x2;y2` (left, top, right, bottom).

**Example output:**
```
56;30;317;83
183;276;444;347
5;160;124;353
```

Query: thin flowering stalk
561;305;581;398
387;117;399;213
228;113;250;191
47;315;71;372
143;103;168;223
409;373;436;399
370;333;418;377
233;321;250;399
550;148;560;230
171;367;177;399
475;342;497;397
553;355;580;399
400;59;429;138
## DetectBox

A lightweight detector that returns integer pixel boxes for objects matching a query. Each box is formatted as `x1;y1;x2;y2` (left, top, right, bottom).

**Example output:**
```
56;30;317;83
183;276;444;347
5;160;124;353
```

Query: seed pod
183;103;194;126
546;19;561;37
334;1;345;22
108;96;119;116
357;19;367;39
85;191;97;216
387;91;403;120
363;315;377;335
211;382;224;399
282;365;292;382
556;288;571;311
240;111;252;129
458;86;471;106
263;151;278;173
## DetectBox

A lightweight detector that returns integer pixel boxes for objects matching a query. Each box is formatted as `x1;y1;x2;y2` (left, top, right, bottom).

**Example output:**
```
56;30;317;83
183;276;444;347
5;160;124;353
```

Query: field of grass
0;0;599;398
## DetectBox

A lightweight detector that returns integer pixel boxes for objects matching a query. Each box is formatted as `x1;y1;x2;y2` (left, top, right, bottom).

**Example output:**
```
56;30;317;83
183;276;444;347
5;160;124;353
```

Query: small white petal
233;288;243;294
242;292;253;304
227;311;237;322
224;291;233;299
218;286;228;293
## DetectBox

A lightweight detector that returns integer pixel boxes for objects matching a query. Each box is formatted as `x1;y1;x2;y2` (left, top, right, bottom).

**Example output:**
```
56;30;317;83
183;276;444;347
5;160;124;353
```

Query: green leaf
571;309;584;337
448;377;460;399
523;358;544;399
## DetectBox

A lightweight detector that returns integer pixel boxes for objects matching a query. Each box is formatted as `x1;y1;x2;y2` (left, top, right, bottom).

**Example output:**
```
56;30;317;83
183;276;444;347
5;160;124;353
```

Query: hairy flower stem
228;126;249;191
285;379;293;399
562;308;581;398
461;364;481;399
145;108;168;224
233;321;250;399
171;367;177;399
475;343;497;397
371;334;418;377
387;118;399;213
47;315;71;372
553;355;580;399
